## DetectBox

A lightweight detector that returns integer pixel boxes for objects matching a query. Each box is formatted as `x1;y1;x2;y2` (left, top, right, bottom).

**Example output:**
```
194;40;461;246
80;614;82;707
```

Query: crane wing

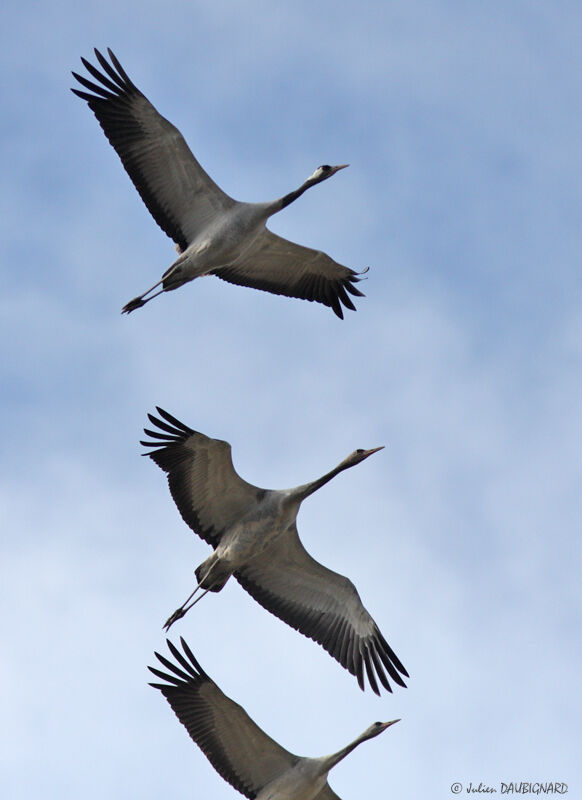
149;639;299;799
71;48;235;252
235;524;408;695
316;787;343;800
141;407;263;547
213;229;366;319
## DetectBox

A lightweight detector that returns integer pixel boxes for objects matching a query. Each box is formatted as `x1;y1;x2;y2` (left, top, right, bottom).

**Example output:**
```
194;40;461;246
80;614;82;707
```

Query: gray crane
71;49;366;318
149;638;400;800
141;407;408;695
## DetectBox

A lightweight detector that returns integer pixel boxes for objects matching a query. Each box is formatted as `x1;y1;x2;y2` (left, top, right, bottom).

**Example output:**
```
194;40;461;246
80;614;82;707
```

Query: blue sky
1;1;581;798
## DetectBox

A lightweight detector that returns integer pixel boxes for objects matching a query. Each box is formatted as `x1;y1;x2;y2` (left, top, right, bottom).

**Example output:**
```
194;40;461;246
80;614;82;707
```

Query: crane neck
277;178;318;212
293;462;348;503
317;731;370;775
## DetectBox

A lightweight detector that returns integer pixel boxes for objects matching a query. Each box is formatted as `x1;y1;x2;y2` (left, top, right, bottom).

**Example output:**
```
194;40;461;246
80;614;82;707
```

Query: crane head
341;445;384;469
362;719;400;741
307;163;349;184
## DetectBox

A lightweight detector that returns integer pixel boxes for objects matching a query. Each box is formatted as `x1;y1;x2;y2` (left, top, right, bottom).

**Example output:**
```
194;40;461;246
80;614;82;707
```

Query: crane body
71;49;366;318
141;407;408;695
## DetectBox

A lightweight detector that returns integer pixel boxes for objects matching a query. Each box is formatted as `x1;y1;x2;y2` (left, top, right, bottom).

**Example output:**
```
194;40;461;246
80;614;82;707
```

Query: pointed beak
332;164;350;174
381;719;400;731
363;445;385;458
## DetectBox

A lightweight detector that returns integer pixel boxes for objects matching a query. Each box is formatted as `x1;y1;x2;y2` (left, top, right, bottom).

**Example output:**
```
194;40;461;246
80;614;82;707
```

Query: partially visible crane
150;638;400;800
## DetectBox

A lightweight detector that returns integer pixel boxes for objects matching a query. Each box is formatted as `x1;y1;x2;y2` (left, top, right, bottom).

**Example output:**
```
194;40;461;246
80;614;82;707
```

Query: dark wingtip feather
370;646;393;692
156;407;195;434
145;411;188;438
148;664;184;686
71;70;116;99
149;681;172;691
355;656;365;691
148;640;211;698
105;47;137;88
142;429;174;441
331;301;344;319
179;637;210;679
337;284;356;311
80;56;120;93
166;639;202;680
363;649;381;696
154;650;193;682
70;87;94;102
376;627;409;680
356;658;365;691
345;281;365;298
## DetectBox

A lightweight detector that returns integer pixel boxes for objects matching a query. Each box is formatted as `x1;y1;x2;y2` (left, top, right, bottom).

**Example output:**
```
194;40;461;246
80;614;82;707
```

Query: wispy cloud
2;1;581;798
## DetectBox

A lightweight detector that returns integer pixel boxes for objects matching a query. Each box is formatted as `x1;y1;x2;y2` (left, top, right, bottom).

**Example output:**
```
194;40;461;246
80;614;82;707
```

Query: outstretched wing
149;639;299;799
141;407;264;547
235;524;408;695
316;787;343;800
213;229;366;319
71;48;235;251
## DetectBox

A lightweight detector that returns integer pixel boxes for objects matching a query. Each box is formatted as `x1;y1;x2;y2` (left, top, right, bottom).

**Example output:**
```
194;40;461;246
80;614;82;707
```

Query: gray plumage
71;49;367;317
149;638;400;800
141;407;408;695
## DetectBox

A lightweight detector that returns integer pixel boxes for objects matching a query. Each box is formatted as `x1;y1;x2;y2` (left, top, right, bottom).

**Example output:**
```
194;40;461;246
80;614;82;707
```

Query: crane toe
121;295;147;314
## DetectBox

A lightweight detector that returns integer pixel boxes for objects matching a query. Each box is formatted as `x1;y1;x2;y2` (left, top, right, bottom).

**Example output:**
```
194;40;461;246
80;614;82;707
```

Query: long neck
276;178;319;212
317;731;370;775
292;461;349;503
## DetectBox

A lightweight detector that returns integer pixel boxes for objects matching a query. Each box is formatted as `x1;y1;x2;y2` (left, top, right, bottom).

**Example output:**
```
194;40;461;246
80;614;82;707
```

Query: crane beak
363;445;385;458
331;164;349;174
380;719;400;731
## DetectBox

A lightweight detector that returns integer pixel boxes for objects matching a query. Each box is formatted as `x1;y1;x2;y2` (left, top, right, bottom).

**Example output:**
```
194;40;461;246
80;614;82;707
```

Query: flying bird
149;638;400;800
141;407;408;695
71;48;366;318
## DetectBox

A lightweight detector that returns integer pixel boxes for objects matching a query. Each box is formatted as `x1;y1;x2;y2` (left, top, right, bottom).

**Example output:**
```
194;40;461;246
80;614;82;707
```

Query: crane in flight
71;49;367;318
149;638;400;800
141;407;408;695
